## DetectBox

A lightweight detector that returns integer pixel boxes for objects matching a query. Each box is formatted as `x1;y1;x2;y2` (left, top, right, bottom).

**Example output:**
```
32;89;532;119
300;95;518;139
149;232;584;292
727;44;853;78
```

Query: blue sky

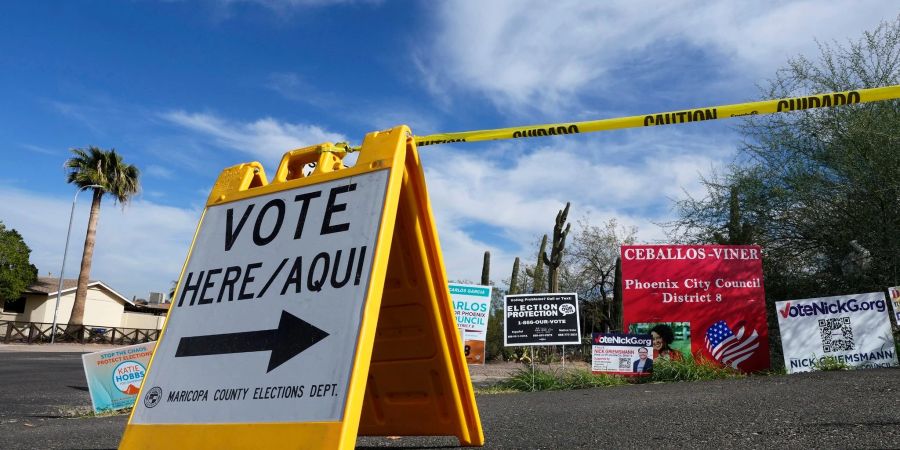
1;1;896;299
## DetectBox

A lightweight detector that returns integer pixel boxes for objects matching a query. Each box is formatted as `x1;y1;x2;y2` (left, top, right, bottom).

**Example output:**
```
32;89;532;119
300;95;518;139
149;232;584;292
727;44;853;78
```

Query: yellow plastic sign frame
119;126;483;449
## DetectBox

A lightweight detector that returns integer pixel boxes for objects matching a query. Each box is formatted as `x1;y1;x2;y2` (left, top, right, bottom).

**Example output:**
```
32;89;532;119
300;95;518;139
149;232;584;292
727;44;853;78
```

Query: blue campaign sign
81;342;156;413
449;283;492;339
449;283;493;364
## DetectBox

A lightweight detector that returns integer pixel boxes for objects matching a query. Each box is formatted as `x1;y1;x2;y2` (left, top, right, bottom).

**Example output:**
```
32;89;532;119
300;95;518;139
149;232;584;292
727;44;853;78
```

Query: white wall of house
3;287;125;328
0;297;40;322
43;288;125;327
121;312;166;330
0;296;45;322
29;292;69;323
83;289;126;327
2;284;165;330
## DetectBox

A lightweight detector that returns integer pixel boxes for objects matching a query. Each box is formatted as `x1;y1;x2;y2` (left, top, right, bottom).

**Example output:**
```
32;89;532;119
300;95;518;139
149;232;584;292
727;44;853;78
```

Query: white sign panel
776;292;898;374
131;170;388;424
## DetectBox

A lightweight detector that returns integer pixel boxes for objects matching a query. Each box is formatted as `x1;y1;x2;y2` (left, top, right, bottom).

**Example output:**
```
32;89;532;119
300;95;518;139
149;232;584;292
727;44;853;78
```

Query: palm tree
65;147;140;326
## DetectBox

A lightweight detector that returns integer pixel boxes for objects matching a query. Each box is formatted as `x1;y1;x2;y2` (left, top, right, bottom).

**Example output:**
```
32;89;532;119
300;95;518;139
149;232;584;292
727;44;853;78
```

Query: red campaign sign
620;245;770;372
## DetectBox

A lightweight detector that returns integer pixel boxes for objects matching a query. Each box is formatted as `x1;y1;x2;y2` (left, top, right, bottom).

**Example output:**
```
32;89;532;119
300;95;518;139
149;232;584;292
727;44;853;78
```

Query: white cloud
353;105;443;138
0;130;727;298
211;0;381;16
420;126;734;284
418;0;895;114
0;187;199;300
266;73;335;107
20;144;59;156
230;0;377;7
47;100;106;134
161;110;346;164
145;165;174;179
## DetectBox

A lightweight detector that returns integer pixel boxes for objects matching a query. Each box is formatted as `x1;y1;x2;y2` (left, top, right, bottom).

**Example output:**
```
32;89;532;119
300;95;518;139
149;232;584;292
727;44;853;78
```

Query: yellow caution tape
411;85;900;147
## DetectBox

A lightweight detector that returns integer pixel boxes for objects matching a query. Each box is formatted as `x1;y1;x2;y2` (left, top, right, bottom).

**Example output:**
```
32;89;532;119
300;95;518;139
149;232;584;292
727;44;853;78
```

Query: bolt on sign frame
119;126;484;449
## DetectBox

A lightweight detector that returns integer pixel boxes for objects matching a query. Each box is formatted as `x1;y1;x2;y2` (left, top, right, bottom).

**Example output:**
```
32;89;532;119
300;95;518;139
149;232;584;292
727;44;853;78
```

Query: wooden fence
0;320;159;345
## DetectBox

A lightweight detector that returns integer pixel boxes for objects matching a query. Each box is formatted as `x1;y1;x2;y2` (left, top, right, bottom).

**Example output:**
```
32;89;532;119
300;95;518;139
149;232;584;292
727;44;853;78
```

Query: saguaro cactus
542;202;571;293
525;235;548;293
481;251;491;286
509;257;520;295
612;256;623;332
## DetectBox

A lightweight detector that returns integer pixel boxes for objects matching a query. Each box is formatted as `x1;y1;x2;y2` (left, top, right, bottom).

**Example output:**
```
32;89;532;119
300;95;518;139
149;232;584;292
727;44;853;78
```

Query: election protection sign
121;128;484;449
621;245;770;372
591;333;653;375
504;293;580;346
777;292;898;374
449;283;492;365
82;342;156;413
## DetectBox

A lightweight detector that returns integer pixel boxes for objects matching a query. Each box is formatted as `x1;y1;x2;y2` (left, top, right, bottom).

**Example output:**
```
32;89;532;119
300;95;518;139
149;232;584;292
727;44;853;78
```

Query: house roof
26;277;80;294
126;302;170;315
27;276;133;305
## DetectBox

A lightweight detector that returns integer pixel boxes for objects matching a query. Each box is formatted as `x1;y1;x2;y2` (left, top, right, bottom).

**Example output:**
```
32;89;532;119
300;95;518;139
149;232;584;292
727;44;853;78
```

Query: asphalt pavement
1;350;899;449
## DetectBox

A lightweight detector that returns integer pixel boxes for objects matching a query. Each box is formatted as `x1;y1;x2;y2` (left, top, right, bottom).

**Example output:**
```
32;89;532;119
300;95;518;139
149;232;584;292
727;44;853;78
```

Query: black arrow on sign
175;310;329;372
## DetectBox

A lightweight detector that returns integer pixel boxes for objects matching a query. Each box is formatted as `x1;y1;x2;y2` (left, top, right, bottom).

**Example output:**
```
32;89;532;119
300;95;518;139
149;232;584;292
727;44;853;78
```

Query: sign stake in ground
120;126;483;449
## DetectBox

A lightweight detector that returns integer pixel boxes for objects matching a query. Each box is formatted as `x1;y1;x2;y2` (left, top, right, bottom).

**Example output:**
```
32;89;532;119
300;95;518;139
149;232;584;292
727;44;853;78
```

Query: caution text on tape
411;85;900;147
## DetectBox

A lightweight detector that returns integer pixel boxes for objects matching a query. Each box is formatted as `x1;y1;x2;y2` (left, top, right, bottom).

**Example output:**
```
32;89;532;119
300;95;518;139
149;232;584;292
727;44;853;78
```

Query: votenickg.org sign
777;292;898;373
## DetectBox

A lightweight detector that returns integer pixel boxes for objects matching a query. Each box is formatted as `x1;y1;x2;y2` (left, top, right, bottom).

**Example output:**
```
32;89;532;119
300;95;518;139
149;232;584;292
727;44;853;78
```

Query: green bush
498;367;560;391
497;367;627;392
648;355;744;383
560;369;630;389
487;357;747;393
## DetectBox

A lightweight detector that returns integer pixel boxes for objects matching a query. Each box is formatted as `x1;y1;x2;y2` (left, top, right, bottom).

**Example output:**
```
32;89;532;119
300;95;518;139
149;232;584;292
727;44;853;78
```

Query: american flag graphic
705;320;759;369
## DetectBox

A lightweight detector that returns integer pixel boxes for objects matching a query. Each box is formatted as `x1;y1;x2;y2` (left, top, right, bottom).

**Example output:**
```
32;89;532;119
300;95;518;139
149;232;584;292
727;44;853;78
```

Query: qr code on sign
818;316;854;353
618;358;631;370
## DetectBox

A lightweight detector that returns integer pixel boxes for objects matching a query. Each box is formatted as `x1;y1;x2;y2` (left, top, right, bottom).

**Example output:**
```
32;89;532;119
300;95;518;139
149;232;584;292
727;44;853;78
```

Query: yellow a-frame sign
120;126;484;449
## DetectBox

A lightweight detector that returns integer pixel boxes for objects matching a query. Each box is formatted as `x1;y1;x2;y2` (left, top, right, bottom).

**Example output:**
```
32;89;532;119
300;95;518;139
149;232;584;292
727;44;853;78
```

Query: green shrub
648;355;744;382
559;369;629;389
488;356;747;393
496;367;627;392
498;367;561;391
